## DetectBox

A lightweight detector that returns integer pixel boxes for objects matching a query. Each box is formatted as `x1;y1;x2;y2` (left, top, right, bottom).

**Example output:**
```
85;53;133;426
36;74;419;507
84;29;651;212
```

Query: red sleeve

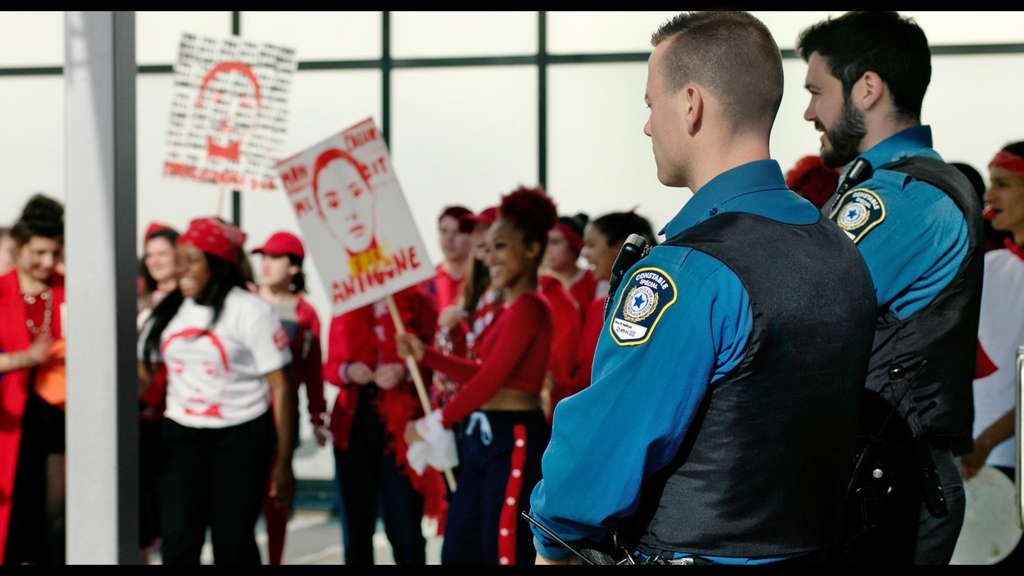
439;294;550;427
297;297;326;424
421;345;482;384
541;276;581;382
322;306;375;387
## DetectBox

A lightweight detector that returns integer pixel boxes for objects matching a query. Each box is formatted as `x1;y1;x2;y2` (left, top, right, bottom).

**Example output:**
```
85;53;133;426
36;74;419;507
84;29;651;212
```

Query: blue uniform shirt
529;160;820;563
827;126;967;319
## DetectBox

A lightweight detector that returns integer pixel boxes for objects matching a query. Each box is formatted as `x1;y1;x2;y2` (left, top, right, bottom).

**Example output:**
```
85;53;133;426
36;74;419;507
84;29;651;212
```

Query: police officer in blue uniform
799;12;983;565
529;12;877;565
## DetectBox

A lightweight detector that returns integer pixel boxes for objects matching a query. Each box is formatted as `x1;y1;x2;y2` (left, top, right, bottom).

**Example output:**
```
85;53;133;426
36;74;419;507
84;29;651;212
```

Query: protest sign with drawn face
278;118;435;316
163;33;296;192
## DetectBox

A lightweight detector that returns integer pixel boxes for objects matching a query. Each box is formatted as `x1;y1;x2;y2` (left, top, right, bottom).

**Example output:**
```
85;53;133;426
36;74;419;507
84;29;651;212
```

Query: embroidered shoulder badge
609;267;678;346
829;188;886;243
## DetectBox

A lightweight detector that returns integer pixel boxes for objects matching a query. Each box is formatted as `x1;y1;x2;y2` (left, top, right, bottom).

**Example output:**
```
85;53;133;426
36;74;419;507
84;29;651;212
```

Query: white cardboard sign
277;118;434;316
162;32;296;192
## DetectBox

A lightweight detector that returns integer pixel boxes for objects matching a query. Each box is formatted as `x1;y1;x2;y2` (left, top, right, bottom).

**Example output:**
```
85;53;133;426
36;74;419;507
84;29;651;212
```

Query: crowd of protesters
1;137;1022;564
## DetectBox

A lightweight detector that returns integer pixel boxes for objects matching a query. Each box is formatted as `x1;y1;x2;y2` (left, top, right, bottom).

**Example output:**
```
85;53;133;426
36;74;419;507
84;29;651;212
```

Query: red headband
554;222;584;254
144;221;175;242
990;150;1024;181
177;217;247;264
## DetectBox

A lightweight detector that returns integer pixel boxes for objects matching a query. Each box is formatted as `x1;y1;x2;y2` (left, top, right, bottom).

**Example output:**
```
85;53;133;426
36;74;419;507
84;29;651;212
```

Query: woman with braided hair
398;186;557;565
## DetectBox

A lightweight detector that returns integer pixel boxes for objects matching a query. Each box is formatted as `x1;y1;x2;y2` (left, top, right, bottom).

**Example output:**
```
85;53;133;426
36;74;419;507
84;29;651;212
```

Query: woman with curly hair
398;186;557;565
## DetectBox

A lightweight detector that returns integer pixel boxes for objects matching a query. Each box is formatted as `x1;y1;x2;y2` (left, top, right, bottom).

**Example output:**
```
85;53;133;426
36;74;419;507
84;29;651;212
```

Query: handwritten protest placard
163;32;296;192
277;118;435;316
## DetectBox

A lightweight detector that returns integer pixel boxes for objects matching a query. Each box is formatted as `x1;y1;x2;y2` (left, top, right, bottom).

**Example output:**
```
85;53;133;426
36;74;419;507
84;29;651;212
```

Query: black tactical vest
831;158;983;455
621;211;876;558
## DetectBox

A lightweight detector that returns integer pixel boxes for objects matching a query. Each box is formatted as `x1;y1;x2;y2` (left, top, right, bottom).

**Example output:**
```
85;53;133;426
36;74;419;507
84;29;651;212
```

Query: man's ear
683;84;704;135
852;71;885;112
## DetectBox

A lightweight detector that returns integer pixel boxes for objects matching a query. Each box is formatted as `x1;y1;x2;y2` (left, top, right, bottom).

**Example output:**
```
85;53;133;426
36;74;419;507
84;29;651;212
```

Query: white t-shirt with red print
140;286;292;429
974;249;1024;468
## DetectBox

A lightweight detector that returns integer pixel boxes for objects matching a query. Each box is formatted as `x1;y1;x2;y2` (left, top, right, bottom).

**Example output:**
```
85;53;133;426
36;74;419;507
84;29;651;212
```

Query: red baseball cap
458;207;498;234
251;231;305;260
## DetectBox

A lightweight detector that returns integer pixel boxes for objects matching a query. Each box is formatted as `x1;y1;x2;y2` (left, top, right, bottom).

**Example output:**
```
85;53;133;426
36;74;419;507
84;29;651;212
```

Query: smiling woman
0;194;66;565
137;217;298;565
396;186;558;565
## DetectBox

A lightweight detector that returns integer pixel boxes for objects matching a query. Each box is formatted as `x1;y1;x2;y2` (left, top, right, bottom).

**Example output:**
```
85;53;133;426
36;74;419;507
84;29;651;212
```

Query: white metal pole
64;10;138;564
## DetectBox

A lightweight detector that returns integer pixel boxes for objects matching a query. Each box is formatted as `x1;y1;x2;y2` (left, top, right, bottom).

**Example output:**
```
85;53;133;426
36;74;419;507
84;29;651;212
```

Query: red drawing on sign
196;61;262;162
312;148;378;256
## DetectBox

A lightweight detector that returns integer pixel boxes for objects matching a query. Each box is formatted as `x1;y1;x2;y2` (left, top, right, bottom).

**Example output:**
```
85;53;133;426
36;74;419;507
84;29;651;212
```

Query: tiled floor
146;511;443;565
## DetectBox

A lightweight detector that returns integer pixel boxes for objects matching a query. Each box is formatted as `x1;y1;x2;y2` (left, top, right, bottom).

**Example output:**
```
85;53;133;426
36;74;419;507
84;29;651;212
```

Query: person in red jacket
252;231;327;565
549;211;659;418
0;195;66;565
323;286;446;565
420;206;473;312
542;213;595;312
398;186;557;565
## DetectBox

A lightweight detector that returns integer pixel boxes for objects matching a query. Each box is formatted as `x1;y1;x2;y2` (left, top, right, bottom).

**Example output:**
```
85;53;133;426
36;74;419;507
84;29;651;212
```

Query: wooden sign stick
216;186;226;217
385;294;457;492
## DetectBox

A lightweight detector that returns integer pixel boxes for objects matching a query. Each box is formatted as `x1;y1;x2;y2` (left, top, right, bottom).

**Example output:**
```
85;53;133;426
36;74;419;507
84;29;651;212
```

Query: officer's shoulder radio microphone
603;234;649;320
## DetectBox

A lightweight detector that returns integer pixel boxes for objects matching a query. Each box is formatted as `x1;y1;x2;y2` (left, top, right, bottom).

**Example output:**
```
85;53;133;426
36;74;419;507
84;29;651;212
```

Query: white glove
406;409;459;474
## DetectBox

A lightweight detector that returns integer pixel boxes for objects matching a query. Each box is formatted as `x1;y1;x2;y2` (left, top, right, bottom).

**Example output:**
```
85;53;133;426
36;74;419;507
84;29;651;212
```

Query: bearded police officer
529;12;877;565
798;12;983;565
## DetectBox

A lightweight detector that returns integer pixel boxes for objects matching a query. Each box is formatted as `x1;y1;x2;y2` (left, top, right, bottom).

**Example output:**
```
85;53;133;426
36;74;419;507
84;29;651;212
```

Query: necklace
24;288;53;337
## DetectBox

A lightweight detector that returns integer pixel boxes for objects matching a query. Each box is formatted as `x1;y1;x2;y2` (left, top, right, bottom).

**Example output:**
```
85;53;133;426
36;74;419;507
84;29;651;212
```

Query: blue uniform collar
853;125;941;171
661;159;788;238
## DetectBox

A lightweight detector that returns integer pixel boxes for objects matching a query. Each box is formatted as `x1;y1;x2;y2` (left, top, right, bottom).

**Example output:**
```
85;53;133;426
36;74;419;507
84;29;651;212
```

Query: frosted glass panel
391;11;536;58
751;11;845;51
0;76;64;227
391;66;537;265
761;11;1024;50
903;12;1024;46
240;11;381;61
0;11;64;67
135;11;232;65
926;54;1024;173
547;11;677;55
546;63;677;236
772;54;1024;189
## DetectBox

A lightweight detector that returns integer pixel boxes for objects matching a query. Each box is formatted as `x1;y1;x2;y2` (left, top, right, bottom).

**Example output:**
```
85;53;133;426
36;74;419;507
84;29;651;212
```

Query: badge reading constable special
829;188;886;243
610;267;678;346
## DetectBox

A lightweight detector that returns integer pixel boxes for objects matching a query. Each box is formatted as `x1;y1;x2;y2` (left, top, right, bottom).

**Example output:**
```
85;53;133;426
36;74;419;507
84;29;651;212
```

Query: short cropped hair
651;12;784;136
797;11;931;123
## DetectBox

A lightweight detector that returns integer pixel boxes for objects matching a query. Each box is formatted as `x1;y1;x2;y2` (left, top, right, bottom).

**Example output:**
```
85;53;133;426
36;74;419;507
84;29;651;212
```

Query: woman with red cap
136;222;179;562
251;231;327;565
0;195;66;565
138;217;297;565
398;186;557;565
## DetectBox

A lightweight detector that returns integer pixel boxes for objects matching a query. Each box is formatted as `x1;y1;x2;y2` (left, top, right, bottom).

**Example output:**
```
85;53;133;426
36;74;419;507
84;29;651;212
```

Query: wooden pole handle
385;294;457;492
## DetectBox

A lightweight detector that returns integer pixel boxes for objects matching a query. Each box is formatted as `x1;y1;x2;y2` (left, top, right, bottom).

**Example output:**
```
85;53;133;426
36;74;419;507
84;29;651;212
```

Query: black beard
821;99;867;169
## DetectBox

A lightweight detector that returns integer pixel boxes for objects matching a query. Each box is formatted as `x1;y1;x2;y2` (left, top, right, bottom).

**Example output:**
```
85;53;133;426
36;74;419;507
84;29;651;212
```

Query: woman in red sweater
398;186;557;565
